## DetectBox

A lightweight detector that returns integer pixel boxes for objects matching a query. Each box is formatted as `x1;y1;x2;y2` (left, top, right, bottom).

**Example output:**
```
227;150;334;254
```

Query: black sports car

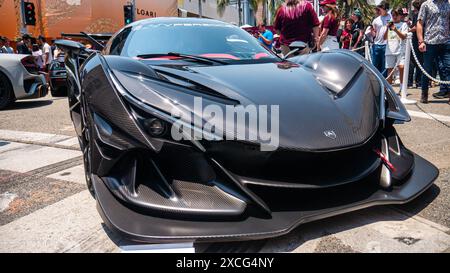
56;18;438;243
48;55;67;96
49;33;113;96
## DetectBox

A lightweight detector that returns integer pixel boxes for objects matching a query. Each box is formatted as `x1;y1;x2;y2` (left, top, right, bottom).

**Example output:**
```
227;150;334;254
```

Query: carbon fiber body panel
94;154;438;243
58;18;436;243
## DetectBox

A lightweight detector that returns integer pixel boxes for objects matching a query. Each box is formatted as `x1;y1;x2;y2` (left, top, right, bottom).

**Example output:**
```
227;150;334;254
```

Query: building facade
0;0;241;39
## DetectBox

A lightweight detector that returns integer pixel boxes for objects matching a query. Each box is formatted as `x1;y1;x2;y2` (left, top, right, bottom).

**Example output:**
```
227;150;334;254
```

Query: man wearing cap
417;0;450;103
371;1;392;76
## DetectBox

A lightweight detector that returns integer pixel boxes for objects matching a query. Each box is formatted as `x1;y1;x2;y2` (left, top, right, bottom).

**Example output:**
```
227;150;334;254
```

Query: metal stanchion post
365;41;370;61
401;33;416;104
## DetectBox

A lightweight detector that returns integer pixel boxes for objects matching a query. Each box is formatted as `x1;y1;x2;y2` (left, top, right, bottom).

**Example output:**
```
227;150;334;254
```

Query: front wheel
79;133;95;198
51;86;67;97
78;99;95;198
0;73;14;110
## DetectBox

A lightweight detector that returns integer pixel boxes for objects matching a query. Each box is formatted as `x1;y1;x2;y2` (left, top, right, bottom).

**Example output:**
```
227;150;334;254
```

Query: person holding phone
257;23;274;49
384;9;408;89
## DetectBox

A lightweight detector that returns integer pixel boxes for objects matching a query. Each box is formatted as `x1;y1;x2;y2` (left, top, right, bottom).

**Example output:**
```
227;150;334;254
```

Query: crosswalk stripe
0;190;119;253
55;137;80;147
408;110;450;123
47;165;86;185
0;129;79;149
0;142;81;173
0;129;71;145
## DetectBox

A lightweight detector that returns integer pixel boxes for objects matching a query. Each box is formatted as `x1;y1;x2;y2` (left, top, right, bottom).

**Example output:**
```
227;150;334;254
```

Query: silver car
0;53;47;109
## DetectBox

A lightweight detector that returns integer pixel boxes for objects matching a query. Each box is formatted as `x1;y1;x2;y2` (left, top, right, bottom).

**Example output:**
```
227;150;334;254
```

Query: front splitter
93;154;438;243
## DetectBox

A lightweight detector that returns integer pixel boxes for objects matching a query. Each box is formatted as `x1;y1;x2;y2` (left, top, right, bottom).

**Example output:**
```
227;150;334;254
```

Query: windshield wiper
136;52;229;65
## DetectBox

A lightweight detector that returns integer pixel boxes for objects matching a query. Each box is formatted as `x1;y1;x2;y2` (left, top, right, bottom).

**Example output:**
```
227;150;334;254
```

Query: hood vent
155;69;239;105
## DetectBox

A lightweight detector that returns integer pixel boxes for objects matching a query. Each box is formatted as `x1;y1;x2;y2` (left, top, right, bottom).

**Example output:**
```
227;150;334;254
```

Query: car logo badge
324;130;337;140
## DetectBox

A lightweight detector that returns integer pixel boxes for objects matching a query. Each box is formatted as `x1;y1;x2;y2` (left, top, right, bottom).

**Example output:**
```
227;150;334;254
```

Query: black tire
50;86;68;97
0;72;14;110
79;101;96;198
78;134;95;198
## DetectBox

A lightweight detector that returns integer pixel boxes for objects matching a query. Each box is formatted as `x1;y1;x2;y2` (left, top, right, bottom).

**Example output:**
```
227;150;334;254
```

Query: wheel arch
0;68;16;100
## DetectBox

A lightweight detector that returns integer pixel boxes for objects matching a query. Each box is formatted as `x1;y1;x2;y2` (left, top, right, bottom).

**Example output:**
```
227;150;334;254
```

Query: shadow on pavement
428;100;450;104
6;100;53;110
395;184;441;216
198;185;440;253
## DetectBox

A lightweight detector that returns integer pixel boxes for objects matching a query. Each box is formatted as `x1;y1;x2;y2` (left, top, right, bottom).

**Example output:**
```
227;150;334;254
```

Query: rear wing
60;32;113;50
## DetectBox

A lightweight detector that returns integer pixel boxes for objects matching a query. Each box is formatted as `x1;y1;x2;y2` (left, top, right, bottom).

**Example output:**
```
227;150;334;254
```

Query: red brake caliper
373;149;397;173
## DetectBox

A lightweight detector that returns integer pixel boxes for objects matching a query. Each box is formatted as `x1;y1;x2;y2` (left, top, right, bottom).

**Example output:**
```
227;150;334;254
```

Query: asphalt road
0;87;449;253
0;96;76;137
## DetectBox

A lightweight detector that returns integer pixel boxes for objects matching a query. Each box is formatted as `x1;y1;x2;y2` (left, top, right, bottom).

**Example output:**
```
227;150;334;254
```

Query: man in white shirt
38;35;53;71
32;44;44;70
371;1;392;77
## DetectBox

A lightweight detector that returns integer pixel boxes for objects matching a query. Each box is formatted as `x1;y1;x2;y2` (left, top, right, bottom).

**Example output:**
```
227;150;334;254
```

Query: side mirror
289;41;308;51
282;41;309;59
55;39;85;55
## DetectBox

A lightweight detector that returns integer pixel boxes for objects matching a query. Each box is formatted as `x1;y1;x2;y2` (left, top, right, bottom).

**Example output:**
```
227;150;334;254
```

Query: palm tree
217;0;270;25
217;0;230;16
217;0;243;25
268;0;283;23
389;0;411;10
337;0;376;24
248;0;269;24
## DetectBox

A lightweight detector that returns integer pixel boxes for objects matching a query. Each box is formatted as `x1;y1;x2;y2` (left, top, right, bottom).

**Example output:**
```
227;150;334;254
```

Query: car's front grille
206;134;382;188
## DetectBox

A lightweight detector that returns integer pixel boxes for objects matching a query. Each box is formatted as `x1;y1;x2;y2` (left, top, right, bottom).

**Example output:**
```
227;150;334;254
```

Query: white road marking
55;137;79;147
0;129;71;145
0;142;81;172
408;110;450;123
47;165;86;184
0;192;18;213
0;190;119;253
0;141;28;154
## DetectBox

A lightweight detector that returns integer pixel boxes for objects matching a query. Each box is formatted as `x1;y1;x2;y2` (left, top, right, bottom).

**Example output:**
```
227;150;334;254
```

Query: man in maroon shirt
274;0;321;55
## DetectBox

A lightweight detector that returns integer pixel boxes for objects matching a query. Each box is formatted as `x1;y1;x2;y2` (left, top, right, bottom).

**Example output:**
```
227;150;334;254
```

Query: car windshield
122;22;279;63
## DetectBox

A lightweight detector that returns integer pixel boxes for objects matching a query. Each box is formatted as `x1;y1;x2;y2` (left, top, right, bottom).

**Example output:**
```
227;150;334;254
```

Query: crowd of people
1;0;449;104
0;33;57;72
256;0;449;104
